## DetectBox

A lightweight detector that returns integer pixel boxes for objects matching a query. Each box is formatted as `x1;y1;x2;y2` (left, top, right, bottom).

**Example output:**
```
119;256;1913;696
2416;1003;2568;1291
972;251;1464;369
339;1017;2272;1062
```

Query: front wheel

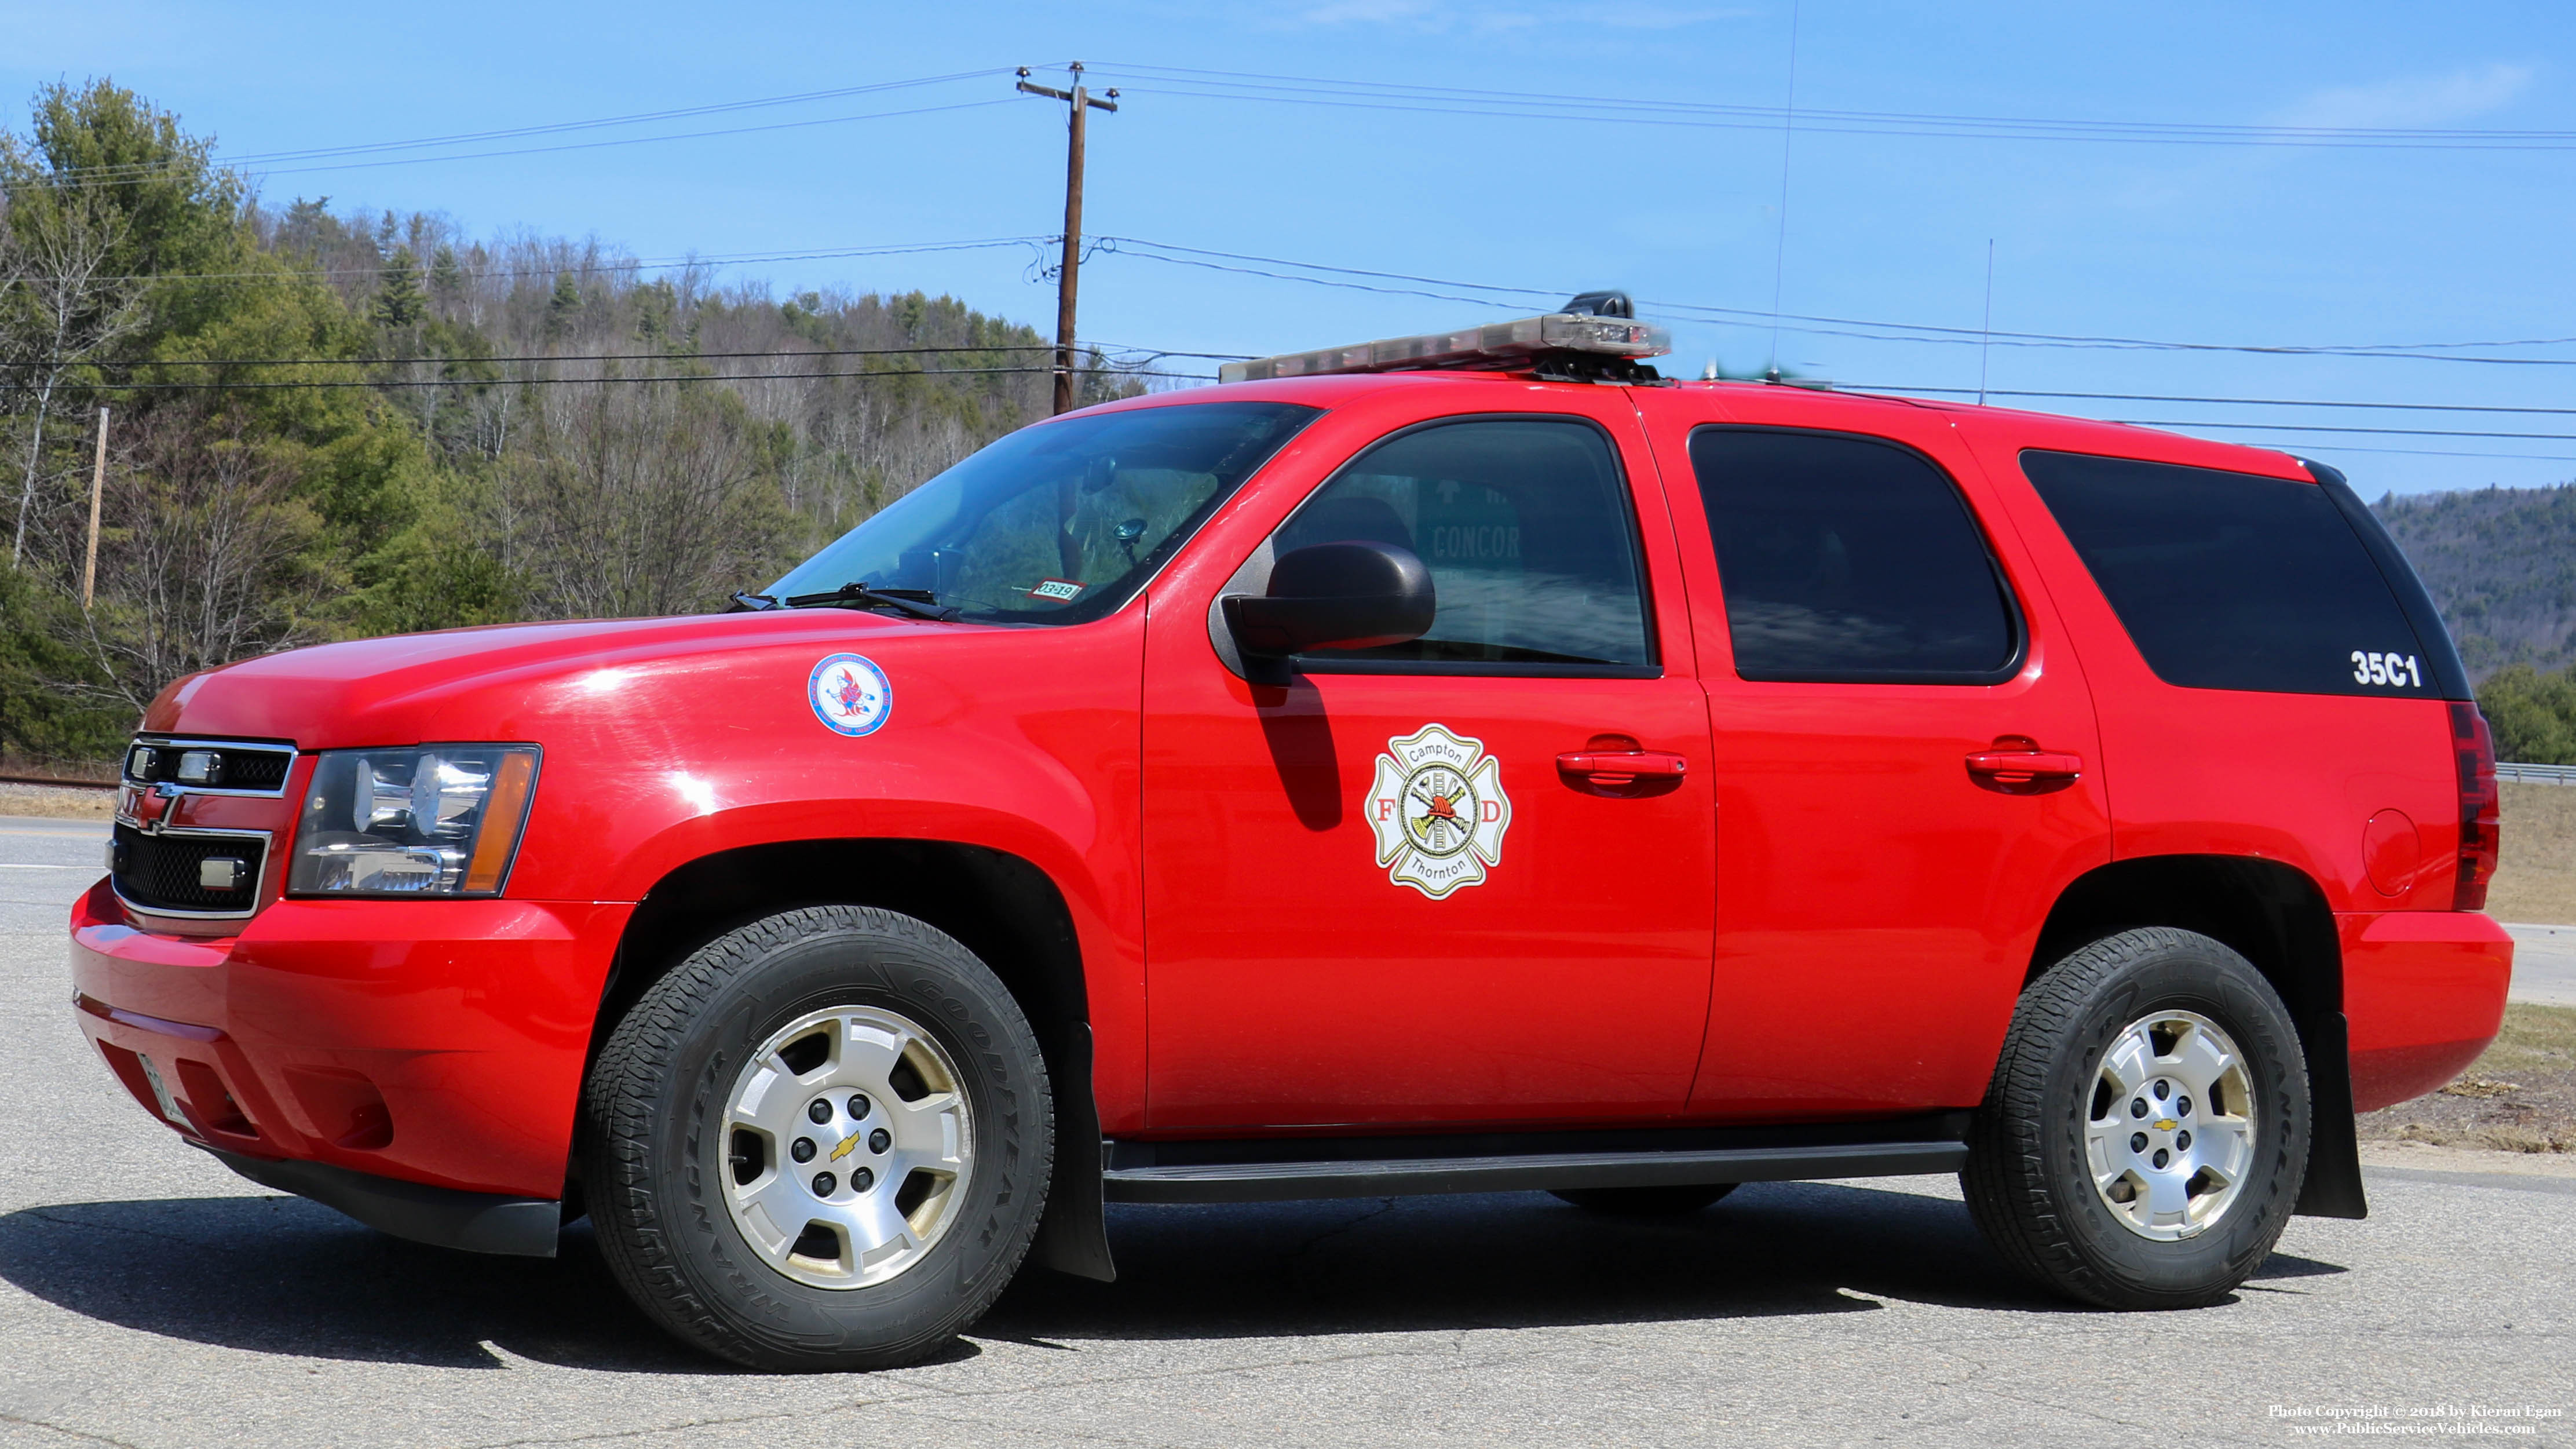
582;906;1054;1370
1961;927;2309;1309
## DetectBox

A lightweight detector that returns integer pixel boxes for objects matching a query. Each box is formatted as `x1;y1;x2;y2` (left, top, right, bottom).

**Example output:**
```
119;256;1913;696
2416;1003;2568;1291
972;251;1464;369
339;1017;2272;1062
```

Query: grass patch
2358;1002;2576;1153
0;786;111;821
2487;782;2576;926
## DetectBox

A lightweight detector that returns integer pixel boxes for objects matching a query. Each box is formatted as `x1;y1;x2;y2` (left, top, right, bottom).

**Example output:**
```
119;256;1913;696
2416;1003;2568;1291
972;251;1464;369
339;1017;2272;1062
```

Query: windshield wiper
762;582;959;621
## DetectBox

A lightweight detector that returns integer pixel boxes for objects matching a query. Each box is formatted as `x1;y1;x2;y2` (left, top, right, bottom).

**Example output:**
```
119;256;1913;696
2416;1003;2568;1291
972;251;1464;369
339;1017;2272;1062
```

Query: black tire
1962;927;2309;1310
581;906;1054;1370
1550;1183;1738;1216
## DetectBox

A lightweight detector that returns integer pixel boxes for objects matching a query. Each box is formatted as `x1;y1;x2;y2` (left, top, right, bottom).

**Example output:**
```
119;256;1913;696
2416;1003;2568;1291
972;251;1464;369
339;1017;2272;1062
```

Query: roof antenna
1766;0;1802;378
1978;238;1995;406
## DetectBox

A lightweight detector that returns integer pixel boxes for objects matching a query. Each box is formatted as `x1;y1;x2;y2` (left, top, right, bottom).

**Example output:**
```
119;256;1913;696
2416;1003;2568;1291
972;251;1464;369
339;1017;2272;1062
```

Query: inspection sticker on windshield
809;653;893;737
1026;578;1086;602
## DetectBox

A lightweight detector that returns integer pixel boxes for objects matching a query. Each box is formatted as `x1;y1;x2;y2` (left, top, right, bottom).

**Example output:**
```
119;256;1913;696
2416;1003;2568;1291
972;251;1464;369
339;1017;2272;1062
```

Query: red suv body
70;363;2513;1363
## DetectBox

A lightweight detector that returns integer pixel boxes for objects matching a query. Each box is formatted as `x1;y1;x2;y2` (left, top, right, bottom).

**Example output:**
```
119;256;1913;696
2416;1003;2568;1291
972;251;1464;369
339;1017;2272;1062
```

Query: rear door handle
1965;749;2085;782
1556;750;1689;784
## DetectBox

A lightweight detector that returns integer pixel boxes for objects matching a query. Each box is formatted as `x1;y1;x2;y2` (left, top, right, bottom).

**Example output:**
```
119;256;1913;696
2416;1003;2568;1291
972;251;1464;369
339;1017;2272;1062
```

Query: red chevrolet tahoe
71;297;2512;1370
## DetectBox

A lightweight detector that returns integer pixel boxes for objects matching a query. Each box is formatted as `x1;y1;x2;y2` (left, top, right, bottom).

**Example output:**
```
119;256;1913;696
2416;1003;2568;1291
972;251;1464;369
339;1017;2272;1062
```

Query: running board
1102;1113;1971;1205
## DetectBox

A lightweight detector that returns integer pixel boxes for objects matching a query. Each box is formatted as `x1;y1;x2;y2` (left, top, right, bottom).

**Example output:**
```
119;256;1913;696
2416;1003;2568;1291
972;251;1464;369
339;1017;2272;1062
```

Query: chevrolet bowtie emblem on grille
124;789;172;835
829;1130;863;1163
2154;1118;2179;1132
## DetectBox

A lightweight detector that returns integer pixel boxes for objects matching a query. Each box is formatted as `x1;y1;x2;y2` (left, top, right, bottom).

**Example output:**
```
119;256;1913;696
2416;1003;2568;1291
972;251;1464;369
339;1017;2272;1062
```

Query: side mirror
1222;541;1435;658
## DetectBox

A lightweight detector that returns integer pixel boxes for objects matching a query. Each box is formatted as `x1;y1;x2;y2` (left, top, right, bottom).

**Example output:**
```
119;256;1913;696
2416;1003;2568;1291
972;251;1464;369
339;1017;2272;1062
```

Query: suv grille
111;824;266;915
123;739;294;794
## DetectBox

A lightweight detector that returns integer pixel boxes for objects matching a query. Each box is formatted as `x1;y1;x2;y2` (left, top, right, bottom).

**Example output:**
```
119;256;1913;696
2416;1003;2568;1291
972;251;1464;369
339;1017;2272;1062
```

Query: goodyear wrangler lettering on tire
1367;724;1511;899
809;653;892;736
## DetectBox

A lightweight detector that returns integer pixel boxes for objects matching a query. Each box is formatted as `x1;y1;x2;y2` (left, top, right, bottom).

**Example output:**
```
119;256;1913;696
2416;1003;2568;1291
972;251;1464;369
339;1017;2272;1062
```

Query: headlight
288;746;540;897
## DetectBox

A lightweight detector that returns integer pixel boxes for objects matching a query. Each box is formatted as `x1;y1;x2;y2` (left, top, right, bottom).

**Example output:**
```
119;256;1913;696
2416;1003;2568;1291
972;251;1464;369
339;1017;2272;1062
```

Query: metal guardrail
0;772;116;792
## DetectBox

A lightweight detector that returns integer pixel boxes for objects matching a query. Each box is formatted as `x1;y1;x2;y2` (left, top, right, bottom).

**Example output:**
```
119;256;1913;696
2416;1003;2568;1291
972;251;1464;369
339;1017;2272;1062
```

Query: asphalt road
1;815;2568;1447
2509;923;2576;1008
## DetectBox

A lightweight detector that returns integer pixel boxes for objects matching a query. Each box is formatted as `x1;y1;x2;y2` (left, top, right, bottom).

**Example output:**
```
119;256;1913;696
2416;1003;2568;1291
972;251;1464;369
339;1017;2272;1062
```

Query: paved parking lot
2;815;2569;1447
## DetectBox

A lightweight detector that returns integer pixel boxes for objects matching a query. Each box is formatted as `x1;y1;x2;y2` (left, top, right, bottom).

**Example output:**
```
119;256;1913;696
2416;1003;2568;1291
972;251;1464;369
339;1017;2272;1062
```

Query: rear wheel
1550;1183;1737;1216
1962;927;2308;1309
582;906;1053;1370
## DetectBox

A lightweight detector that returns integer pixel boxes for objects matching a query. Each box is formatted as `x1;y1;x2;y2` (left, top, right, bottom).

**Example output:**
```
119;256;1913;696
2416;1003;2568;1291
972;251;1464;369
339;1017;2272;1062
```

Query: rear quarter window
2021;450;2429;698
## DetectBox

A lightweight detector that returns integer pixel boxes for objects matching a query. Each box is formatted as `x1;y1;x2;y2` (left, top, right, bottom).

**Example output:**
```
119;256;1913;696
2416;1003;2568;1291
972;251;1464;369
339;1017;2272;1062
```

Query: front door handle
1556;750;1689;784
1965;747;2085;784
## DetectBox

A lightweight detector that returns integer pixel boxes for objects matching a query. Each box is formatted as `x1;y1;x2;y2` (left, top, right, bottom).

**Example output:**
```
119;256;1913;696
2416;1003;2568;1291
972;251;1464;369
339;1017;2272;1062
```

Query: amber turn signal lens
463;751;539;894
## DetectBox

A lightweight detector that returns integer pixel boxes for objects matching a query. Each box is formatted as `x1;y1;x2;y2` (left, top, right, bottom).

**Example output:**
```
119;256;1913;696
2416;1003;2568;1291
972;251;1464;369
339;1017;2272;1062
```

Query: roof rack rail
1219;291;1672;385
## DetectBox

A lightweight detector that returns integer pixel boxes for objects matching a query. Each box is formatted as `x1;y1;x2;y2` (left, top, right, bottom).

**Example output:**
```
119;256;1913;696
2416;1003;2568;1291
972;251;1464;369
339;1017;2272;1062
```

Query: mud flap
1032;1020;1115;1280
2294;1010;2367;1220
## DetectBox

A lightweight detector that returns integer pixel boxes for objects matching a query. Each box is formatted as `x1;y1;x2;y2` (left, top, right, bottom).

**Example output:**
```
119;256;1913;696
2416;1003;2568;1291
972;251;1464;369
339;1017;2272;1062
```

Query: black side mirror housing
1222;541;1435;658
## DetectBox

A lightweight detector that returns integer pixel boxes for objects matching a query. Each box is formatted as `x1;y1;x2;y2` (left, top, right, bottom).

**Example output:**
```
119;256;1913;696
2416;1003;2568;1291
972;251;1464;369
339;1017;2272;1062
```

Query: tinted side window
1278;418;1653;669
2022;450;2429;697
1688;427;2020;682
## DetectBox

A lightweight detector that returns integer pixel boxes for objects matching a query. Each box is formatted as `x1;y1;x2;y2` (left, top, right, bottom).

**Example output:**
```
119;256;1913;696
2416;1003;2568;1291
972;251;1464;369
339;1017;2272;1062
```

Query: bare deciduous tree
496;378;794;619
2;196;144;567
79;406;321;711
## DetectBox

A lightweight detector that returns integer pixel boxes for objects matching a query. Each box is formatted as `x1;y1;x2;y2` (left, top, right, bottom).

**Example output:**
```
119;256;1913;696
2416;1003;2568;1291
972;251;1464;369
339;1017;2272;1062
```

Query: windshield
766;401;1322;624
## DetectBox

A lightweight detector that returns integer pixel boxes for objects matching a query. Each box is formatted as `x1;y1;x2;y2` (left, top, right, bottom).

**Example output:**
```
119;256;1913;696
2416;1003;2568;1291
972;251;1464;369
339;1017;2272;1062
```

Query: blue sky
8;1;2574;495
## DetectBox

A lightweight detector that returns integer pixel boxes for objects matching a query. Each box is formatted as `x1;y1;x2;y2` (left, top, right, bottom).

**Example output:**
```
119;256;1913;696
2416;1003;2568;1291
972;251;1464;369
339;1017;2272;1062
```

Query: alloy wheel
718;1005;974;1289
2083;1009;2257;1242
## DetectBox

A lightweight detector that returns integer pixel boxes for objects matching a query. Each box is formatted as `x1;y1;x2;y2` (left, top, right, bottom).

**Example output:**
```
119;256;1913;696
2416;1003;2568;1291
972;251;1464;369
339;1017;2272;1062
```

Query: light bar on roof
1218;311;1672;384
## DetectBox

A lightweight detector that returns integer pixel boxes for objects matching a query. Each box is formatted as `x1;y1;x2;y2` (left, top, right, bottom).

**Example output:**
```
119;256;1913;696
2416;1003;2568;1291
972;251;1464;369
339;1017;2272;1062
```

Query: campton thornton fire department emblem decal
1366;723;1511;899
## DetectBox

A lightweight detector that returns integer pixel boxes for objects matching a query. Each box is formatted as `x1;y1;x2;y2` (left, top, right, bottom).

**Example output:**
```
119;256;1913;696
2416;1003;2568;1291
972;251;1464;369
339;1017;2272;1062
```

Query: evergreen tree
633;277;677;348
372;247;425;330
427;245;464;308
545;272;582;339
276;196;332;264
5;79;247;316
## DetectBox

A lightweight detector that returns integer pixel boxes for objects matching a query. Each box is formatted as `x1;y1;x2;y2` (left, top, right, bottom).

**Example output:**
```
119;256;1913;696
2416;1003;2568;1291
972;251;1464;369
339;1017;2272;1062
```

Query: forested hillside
2370;484;2576;762
2374;483;2576;678
1;81;1139;765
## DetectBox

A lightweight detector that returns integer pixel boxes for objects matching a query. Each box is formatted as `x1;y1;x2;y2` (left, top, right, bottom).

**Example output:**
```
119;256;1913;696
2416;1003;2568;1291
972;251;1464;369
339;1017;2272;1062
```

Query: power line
1821;384;2576;460
9;68;1021;183
0;342;1241;370
170;70;1018;174
1090;235;2576;365
46;352;2574;440
1847;384;2576;418
1086;61;2576;151
81;364;1209;393
2101;418;2576;443
2227;441;2576;463
237;98;1021;181
134;217;2576;373
63;237;1055;289
5;91;1023;193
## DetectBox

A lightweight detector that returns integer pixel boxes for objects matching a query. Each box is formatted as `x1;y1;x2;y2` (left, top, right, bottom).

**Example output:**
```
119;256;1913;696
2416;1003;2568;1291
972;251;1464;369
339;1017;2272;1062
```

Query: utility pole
1016;64;1117;415
81;407;108;611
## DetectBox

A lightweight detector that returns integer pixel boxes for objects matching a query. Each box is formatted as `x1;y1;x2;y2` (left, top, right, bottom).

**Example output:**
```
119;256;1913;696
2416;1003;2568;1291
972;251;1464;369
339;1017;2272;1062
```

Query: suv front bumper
68;878;629;1207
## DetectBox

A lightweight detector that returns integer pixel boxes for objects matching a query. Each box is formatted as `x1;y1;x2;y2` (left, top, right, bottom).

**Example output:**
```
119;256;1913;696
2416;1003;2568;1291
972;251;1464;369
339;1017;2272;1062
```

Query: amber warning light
1219;291;1672;384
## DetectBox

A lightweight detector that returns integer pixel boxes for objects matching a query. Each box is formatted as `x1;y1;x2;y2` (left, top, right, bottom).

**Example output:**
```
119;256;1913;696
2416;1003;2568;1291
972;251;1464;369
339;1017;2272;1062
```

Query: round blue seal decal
808;653;893;736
